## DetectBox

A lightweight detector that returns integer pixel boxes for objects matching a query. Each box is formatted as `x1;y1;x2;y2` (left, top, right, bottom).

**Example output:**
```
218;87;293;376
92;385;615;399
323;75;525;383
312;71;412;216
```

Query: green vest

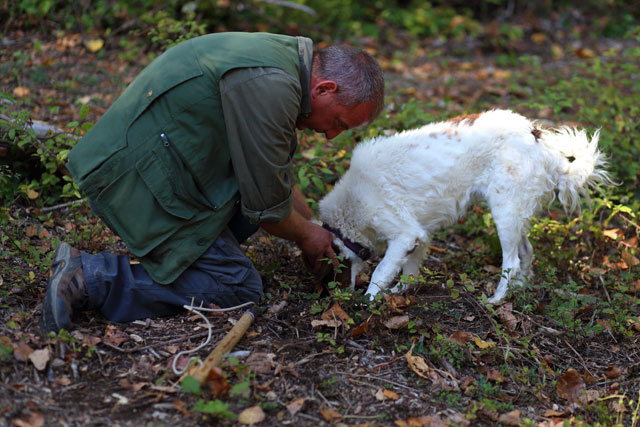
67;33;302;283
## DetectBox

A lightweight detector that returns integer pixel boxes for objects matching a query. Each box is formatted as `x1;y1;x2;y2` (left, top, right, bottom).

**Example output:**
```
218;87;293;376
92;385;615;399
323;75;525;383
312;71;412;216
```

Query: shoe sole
40;242;74;334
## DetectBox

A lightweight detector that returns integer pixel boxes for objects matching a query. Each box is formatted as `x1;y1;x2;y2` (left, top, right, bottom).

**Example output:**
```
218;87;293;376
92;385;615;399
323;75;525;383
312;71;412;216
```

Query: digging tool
181;305;262;385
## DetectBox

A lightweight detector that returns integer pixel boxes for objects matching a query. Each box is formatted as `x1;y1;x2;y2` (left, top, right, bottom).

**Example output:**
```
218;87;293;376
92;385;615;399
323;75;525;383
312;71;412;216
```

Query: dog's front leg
366;238;420;299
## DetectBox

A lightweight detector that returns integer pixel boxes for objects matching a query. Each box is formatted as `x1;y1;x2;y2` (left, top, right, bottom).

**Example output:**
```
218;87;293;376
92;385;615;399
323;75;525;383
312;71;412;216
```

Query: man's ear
311;80;338;98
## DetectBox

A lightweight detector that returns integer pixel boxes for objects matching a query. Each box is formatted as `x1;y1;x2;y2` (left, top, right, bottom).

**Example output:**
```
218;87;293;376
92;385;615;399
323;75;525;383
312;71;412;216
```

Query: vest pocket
95;150;198;256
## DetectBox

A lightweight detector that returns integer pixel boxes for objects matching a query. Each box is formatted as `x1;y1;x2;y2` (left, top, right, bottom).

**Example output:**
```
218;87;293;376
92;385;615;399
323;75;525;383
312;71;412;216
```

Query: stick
181;309;255;384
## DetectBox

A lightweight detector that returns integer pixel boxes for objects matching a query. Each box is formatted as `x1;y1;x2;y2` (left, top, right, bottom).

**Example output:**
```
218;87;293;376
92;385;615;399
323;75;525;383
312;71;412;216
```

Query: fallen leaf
621;249;640;267
12;411;44;427
205;366;230;397
350;319;371;338
320;408;343;423
29;348;50;371
311;319;341;328
498;409;521;426
84;38;104;53
238;406;265;425
82;334;101;347
119;379;146;391
25;224;51;238
13;341;35;361
286;397;306;416
474;336;496;349
493;69;511;79
574;47;596;59
384;294;417;311
556;369;586;401
448;331;471;345
13;86;30;97
375;388;400;401
604;366;621;380
246;352;276;374
603;228;623;240
321;302;351;324
496;303;518;331
103;325;128;347
384;315;410;329
173;399;191;417
531;33;547;44
26;189;39;200
487;369;506;382
395;414;445;427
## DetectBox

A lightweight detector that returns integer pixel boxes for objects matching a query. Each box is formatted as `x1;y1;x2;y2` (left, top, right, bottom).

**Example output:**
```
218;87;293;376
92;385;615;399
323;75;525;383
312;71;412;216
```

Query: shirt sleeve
220;67;301;224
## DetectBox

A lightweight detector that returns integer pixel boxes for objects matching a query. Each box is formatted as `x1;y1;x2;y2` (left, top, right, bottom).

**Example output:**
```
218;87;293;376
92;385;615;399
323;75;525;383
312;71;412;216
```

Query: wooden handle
182;311;255;384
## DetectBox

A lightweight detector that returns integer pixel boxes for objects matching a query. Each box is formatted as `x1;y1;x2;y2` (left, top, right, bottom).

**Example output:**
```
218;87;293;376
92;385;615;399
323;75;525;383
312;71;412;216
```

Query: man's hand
260;187;339;280
296;221;339;278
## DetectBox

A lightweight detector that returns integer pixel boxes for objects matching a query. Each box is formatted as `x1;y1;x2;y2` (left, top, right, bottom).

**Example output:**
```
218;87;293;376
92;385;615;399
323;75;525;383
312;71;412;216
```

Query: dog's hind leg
366;237;423;299
487;206;524;304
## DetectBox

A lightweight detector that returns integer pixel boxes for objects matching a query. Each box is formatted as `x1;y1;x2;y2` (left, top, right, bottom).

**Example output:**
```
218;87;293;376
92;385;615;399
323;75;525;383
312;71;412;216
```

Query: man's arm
261;187;337;277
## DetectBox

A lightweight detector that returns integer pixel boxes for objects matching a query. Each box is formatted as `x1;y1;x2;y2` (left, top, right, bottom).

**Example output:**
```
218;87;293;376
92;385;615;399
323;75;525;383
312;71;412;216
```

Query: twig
563;338;596;379
257;0;316;15
40;199;86;213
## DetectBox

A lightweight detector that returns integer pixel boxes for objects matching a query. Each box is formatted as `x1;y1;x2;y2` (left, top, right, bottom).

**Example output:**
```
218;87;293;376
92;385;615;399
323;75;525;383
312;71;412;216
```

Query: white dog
319;109;612;303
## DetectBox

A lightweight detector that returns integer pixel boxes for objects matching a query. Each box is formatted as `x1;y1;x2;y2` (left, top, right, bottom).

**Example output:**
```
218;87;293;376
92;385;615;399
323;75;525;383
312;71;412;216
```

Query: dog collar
322;224;372;261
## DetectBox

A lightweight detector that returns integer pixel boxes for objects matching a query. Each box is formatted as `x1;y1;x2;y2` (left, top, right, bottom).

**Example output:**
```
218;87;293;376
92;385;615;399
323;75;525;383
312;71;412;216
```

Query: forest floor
1;23;639;426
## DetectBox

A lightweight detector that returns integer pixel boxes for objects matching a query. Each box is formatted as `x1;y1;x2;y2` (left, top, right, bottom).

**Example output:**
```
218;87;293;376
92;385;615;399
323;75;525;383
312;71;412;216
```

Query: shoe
40;242;87;334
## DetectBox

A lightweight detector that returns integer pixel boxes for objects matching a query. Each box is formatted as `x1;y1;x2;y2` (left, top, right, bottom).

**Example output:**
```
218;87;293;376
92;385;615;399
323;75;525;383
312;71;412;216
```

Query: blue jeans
82;209;262;322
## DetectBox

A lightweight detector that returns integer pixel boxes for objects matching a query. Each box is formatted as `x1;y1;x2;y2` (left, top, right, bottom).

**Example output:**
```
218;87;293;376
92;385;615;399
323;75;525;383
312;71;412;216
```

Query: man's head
296;45;385;140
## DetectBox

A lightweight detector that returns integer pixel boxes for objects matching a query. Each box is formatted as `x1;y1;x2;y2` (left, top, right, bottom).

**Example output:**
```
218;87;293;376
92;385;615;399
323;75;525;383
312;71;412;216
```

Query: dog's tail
538;127;615;212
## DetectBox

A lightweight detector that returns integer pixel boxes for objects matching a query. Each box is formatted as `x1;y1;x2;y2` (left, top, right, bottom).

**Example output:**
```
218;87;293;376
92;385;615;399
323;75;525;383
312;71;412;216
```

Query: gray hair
313;45;385;120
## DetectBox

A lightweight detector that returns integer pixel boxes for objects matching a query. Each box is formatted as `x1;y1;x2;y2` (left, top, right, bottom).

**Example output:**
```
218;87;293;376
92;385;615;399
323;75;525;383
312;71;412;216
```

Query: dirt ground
1;29;639;426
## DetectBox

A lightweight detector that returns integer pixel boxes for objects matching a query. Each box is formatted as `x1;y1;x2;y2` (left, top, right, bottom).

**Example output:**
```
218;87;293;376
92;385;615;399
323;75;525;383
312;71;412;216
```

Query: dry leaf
474;336;496;349
384;294;417;311
12;412;44;427
621;249;640;267
350;319;371;338
498;409;521;426
384;315;410;329
82;334;101;347
395;414;445;427
531;33;546;44
556;369;586;401
448;331;471;345
25;224;50;238
119;379;146;391
487;369;506;382
321;302;351;324
13;86;30;97
375;388;400;401
238;406;265;425
604;366;621;380
27;189;39;200
496;303;518;331
29;348;50;371
311;319;341;328
574;47;596;59
103;324;128;347
13;341;35;362
603;228;623;240
246;352;276;374
206;366;230;397
320;408;343;423
286;397;306;416
84;38;104;53
493;69;511;79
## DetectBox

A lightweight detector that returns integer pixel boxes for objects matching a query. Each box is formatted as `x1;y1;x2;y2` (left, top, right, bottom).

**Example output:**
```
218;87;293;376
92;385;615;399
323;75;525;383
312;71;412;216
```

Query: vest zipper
159;132;219;212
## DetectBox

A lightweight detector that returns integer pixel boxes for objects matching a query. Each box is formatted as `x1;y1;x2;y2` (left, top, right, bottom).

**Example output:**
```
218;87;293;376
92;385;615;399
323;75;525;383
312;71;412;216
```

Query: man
40;32;385;333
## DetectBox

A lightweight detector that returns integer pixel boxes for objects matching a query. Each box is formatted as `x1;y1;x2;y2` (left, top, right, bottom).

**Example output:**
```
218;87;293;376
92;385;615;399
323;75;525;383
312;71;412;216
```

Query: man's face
296;80;374;140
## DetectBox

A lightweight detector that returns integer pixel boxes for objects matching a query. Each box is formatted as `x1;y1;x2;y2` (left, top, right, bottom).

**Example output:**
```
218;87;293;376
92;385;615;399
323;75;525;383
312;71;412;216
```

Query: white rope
171;301;255;375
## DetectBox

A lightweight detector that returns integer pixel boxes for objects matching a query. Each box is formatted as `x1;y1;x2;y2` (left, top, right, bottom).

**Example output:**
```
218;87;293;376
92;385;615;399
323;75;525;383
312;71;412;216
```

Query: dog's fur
319;109;613;303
